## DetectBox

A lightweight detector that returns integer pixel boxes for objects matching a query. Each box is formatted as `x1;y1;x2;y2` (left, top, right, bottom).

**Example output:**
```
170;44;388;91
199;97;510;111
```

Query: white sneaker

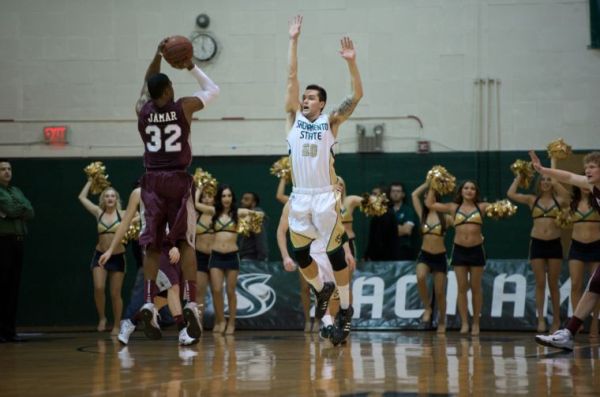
183;302;203;339
178;327;199;346
117;319;136;345
140;303;162;340
535;329;574;351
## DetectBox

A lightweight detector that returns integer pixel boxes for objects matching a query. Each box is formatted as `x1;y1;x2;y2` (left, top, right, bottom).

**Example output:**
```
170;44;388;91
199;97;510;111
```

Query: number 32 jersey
287;111;337;189
138;99;191;171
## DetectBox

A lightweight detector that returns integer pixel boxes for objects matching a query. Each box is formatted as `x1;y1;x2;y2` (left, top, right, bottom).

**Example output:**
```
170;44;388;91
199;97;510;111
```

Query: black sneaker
330;305;353;346
320;325;334;340
312;282;335;319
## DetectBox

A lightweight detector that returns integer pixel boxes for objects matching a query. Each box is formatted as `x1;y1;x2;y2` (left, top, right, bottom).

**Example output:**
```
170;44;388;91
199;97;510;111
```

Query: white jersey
287;112;337;189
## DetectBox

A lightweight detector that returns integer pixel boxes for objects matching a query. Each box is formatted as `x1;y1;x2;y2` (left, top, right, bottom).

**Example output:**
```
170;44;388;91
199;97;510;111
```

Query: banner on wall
202;260;575;331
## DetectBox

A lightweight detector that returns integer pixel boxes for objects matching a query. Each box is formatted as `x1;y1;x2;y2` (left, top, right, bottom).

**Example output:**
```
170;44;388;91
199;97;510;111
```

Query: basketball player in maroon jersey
135;39;220;343
530;151;600;351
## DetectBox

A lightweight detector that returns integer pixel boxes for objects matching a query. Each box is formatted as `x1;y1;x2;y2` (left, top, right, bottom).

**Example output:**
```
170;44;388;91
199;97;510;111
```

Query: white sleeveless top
287;111;337;189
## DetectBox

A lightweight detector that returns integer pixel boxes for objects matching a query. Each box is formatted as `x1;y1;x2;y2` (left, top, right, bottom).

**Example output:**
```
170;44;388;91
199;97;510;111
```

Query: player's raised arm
285;15;302;131
181;58;220;121
135;39;167;115
529;151;591;190
329;36;363;135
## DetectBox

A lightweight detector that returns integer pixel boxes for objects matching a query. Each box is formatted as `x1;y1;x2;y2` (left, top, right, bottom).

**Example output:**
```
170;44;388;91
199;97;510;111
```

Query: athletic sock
322;314;333;327
184;280;197;303
338;284;350;310
306;275;324;292
144;280;158;303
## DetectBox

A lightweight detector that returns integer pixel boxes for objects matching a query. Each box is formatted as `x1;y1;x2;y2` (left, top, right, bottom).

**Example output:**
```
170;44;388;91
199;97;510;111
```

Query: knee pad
294;246;312;268
328;248;347;271
589;266;600;294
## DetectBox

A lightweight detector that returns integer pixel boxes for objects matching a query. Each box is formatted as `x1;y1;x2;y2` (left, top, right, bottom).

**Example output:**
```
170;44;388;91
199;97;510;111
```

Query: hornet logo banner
225;274;276;318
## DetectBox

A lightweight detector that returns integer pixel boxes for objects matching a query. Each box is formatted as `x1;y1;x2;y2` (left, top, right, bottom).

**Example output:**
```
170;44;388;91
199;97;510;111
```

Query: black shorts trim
416;250;448;273
568;239;600;262
451;244;486;267
529;237;563;260
209;250;240;271
90;250;125;272
196;250;210;273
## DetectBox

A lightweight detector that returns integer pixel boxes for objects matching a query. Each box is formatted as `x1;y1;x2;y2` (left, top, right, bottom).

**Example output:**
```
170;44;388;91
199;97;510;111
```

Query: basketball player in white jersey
276;201;356;338
285;15;363;346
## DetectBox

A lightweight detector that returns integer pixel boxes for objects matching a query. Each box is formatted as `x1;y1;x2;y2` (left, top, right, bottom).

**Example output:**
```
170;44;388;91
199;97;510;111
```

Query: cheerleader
195;184;262;334
568;186;600;336
426;180;490;336
194;188;215;324
412;181;453;333
530;151;600;350
507;170;570;332
78;180;125;335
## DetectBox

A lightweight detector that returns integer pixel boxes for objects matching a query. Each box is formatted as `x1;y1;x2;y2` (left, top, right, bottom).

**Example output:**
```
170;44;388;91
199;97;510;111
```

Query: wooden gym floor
1;330;599;396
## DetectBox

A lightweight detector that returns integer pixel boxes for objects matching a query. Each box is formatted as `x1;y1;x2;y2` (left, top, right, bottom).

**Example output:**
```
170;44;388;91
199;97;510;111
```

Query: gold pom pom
555;208;574;229
426;166;456;195
193;168;218;198
121;220;141;244
84;161;111;195
485;199;518;220
510;159;535;189
238;212;265;237
547;138;572;160
270;156;292;183
360;193;389;217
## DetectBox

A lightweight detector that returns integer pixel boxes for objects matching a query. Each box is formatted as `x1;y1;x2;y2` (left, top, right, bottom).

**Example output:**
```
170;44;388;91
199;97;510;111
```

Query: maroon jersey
138;99;191;171
593;186;600;212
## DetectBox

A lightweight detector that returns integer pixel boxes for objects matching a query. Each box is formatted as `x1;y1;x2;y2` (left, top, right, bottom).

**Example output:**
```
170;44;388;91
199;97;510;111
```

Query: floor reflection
2;331;600;396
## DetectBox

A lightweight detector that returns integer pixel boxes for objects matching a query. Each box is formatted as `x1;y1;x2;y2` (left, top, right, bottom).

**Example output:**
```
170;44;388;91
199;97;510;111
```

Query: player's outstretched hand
339;36;356;62
289;15;302;39
157;38;168;56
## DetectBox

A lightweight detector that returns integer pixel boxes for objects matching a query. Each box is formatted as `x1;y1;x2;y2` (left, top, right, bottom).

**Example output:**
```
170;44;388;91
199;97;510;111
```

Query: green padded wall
9;151;556;326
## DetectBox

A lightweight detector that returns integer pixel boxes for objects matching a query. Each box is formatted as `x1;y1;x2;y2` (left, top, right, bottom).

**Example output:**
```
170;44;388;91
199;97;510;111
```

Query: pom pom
426;166;456;195
485;199;518;220
84;161;111;195
238;212;265;237
121;220;141;244
510;159;535;189
193;168;218;198
555;208;574;229
360;192;389;217
270;156;292;183
547;138;572;160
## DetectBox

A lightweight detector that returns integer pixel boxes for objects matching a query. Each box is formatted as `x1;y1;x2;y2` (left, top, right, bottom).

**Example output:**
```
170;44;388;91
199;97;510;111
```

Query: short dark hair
244;192;260;207
305;84;327;104
0;159;10;164
147;73;171;100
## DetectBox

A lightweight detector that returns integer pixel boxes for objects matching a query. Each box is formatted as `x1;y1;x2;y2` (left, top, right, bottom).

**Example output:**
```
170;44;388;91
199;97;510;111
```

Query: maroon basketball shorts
157;246;182;289
139;170;196;250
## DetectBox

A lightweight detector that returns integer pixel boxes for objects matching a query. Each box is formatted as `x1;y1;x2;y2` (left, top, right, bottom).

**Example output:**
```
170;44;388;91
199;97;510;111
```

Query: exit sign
43;126;68;145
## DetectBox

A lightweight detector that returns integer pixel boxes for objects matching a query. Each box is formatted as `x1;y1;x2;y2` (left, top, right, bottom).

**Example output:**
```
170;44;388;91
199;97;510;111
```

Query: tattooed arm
329;36;363;136
135;38;167;115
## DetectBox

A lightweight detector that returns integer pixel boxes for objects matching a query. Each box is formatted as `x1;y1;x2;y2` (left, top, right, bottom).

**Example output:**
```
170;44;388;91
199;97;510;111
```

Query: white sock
338;284;350;309
322;314;333;327
306;275;324;292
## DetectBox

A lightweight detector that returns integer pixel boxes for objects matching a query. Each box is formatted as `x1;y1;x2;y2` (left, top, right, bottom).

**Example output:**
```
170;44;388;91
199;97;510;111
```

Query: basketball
162;36;193;67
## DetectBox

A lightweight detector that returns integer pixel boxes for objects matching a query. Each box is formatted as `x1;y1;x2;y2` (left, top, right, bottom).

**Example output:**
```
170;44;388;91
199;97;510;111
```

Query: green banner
203;260;575;331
